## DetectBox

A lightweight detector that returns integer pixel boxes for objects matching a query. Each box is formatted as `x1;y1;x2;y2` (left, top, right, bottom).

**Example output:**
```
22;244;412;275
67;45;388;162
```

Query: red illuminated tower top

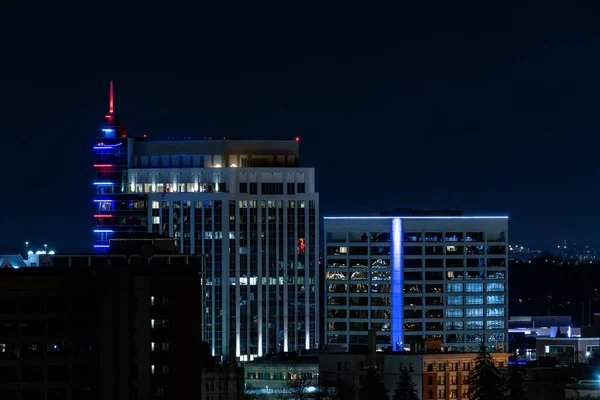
102;81;126;138
109;80;114;114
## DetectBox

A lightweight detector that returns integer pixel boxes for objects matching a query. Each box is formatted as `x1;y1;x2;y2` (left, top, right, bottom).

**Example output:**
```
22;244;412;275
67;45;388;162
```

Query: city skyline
2;3;600;253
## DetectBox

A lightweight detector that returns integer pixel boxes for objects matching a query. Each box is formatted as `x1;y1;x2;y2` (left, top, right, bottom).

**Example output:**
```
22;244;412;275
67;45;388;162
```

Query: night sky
2;3;600;253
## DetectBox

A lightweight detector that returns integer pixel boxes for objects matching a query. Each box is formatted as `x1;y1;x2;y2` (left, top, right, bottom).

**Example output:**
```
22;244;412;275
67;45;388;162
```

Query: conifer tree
469;343;505;400
359;367;389;400
507;364;527;400
392;369;419;400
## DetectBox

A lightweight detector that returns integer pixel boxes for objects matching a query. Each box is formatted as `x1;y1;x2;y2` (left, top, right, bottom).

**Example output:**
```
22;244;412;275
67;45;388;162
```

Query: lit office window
446;284;463;293
486;283;505;292
446;296;463;305
486;295;505;305
466;308;483;318
465;296;483;305
466;283;483;292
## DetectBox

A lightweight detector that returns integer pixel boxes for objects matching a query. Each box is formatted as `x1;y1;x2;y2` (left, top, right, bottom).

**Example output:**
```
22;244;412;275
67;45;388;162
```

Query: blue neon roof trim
93;199;115;202
93;230;114;233
93;182;114;186
93;245;110;248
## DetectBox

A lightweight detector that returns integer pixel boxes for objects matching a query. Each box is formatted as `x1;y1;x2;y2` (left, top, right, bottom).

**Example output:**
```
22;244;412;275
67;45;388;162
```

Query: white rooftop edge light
323;216;509;220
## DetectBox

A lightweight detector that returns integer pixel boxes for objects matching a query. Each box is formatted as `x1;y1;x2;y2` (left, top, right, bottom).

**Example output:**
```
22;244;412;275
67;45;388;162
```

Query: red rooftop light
295;137;300;141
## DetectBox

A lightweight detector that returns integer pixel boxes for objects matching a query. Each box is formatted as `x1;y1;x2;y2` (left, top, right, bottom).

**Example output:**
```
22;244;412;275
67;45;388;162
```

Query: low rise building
565;380;600;399
244;354;319;398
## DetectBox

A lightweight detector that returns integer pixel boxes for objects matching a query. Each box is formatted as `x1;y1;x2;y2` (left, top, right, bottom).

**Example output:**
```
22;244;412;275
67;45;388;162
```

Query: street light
25;242;29;253
44;244;48;252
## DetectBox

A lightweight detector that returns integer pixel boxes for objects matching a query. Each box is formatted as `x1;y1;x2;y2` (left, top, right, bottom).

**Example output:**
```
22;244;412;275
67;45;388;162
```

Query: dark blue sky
1;2;600;253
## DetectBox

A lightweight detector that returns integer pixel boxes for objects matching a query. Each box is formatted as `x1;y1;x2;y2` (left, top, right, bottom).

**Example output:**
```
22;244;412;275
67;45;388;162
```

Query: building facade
317;349;510;400
324;215;509;352
93;83;319;359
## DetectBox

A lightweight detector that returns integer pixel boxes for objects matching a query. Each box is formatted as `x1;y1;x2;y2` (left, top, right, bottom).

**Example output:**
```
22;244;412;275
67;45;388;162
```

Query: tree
392;369;419;400
507;365;527;400
282;378;317;400
359;367;389;400
469;343;504;400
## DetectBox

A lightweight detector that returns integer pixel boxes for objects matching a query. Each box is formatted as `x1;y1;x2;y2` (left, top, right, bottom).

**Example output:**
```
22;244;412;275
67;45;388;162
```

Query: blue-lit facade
93;90;147;250
324;216;509;352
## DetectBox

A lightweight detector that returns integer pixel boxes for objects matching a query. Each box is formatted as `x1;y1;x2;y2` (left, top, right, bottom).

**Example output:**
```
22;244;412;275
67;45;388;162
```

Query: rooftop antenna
109;80;114;114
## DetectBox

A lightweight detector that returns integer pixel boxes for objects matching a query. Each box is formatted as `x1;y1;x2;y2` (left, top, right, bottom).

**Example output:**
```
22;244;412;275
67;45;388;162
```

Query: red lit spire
109;80;114;114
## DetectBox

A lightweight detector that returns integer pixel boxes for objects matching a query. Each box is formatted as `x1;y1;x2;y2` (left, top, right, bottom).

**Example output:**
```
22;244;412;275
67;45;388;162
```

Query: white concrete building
93;94;319;360
324;213;508;352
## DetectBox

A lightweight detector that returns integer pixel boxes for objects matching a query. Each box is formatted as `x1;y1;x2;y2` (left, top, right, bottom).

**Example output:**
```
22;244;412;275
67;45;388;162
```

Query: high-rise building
92;83;320;360
323;214;509;352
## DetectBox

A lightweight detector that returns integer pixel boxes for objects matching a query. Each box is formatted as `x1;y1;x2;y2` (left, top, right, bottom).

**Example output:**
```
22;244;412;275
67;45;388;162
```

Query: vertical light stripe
391;218;403;351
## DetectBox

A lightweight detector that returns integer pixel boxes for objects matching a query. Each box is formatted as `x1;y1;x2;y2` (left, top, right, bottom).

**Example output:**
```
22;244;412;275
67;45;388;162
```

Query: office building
0;252;244;400
93;82;320;359
324;213;509;352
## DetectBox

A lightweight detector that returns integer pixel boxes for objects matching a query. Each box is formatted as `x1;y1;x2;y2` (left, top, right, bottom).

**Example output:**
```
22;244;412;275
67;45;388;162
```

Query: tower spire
109;80;114;114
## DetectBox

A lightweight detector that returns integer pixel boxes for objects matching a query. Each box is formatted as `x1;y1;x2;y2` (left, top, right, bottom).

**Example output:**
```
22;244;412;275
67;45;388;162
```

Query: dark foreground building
0;253;243;400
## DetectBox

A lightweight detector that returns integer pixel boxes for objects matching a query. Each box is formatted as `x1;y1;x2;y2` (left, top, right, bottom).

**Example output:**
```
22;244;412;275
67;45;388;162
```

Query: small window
239;183;247;193
297;183;305;193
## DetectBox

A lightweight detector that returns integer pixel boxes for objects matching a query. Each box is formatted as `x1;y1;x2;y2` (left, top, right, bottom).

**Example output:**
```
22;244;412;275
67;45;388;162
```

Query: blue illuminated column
391;217;403;351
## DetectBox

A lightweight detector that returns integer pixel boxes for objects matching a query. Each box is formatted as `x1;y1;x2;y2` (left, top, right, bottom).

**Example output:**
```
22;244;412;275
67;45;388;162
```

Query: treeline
509;257;600;325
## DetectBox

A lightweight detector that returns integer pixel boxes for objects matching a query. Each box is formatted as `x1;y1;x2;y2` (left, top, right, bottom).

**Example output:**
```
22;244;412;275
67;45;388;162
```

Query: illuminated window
486;295;505;305
446;296;463;305
486;283;505;292
466;308;483;318
487;307;505;317
486;320;504;329
466;321;483;330
466;283;483;293
152;201;159;209
445;309;463;318
466;296;483;305
153;216;160;224
446;284;463;293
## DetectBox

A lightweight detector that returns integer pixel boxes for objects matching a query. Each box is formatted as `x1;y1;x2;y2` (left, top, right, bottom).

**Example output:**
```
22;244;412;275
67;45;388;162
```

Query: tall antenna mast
109;80;114;114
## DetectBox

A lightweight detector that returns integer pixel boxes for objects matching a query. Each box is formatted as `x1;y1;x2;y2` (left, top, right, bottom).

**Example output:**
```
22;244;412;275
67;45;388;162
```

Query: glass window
445;309;463;318
446;284;463;293
466;283;483;293
466;321;483;330
404;233;422;242
446;321;463;330
404;246;422;256
487;295;505;305
486;283;505;292
446;296;463;305
152;201;159;209
487;307;505;317
465;296;483;305
424;232;442;242
465;308;483;318
152;216;160;224
445;232;463;242
486;320;505;330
